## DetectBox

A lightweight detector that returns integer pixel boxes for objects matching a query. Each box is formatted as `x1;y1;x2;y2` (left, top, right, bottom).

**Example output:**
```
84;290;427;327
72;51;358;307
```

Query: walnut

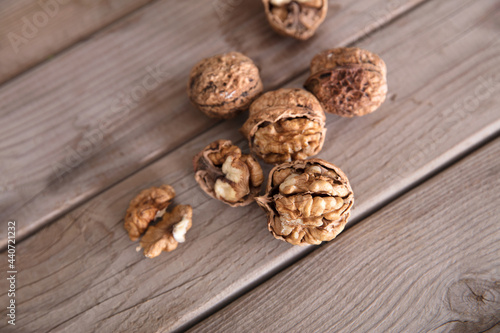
193;139;264;206
188;52;263;119
139;205;193;258
304;47;388;117
262;0;328;40
255;159;353;245
124;185;176;241
241;88;326;164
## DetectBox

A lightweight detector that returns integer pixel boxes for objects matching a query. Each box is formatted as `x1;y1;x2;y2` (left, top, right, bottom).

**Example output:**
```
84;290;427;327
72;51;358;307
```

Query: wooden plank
191;139;500;333
1;0;499;331
0;0;156;84
0;0;426;247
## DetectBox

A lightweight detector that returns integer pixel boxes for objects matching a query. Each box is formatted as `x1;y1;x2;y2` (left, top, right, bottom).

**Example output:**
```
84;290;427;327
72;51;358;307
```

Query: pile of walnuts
186;47;386;247
124;5;389;257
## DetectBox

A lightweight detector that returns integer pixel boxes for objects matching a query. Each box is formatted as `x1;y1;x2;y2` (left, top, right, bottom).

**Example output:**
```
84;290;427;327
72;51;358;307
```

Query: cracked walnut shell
139;205;193;258
304;47;388;117
124;185;176;241
255;159;353;245
263;0;328;40
241;88;326;164
188;52;263;119
193;140;264;206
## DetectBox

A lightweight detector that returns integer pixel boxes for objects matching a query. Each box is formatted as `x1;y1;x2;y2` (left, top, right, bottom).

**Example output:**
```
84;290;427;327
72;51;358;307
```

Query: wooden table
1;0;499;331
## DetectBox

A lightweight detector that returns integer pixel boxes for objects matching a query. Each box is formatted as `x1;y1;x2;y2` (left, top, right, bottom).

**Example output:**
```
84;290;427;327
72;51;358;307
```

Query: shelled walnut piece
188;52;263;119
193;140;264;206
124;185;176;241
241;88;326;164
255;159;353;245
304;47;388;117
139;205;193;258
263;0;328;40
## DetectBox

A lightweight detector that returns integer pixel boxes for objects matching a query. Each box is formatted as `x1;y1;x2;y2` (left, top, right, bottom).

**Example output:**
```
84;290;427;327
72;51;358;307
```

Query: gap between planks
17;0;432;247
189;136;500;333
0;0;428;249
179;128;500;332
0;0;498;331
0;0;161;86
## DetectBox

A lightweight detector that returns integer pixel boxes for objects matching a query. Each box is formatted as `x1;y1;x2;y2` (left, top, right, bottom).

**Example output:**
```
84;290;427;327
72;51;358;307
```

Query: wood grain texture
0;0;499;331
191;139;500;333
0;0;156;84
0;0;426;248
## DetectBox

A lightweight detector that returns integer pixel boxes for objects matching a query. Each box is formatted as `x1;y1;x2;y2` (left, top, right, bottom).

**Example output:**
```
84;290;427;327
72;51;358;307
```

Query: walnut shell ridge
262;0;328;40
304;47;388;117
255;159;353;245
241;88;326;164
188;52;263;119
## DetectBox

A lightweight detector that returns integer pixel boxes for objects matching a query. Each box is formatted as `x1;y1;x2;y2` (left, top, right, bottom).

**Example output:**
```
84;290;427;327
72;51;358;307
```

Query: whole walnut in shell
124;185;176;241
255;159;353;245
304;47;388;117
188;52;263;119
262;0;328;40
193;140;264;206
241;88;326;164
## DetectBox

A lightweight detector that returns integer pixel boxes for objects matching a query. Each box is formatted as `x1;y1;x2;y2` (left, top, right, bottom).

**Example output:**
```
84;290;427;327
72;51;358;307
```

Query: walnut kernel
241;88;326;164
304;47;388;117
263;0;328;40
255;159;353;245
124;185;176;241
188;52;263;119
193;140;264;206
139;205;193;258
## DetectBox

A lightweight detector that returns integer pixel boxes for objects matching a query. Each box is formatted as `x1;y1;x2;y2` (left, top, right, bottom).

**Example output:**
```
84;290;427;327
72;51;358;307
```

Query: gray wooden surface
0;0;155;84
191;135;500;333
0;0;425;248
0;0;499;332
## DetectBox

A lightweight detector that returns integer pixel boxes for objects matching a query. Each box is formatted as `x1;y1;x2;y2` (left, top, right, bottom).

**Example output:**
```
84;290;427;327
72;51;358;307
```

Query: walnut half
241;88;326;164
255;159;353;245
263;0;328;40
304;47;388;117
124;185;176;241
139;205;193;258
193;140;264;206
